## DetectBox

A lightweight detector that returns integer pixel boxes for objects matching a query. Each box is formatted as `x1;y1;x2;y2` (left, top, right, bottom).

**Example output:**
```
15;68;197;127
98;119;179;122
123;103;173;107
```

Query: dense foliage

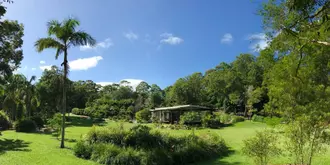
0;110;11;130
242;130;282;165
74;125;229;165
14;119;37;132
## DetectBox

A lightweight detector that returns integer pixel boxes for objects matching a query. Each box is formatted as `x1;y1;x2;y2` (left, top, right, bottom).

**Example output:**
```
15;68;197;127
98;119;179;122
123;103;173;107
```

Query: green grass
0;116;329;165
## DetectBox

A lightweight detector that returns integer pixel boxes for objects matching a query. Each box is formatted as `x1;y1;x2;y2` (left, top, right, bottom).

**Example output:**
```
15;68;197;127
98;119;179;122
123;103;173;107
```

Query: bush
85;126;126;146
48;113;62;136
231;115;245;123
264;117;282;127
112;147;141;165
179;112;201;125
72;108;85;115
124;125;167;150
74;140;92;159
201;113;223;128
135;109;150;123
29;116;44;128
0;110;11;130
91;143;121;164
76;125;229;165
15;119;37;132
216;112;232;124
141;149;173;165
252;115;264;122
172;133;228;164
242;129;281;165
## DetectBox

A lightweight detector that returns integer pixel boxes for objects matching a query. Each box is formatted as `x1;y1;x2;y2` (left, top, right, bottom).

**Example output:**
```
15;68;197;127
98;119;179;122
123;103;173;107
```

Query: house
150;105;213;123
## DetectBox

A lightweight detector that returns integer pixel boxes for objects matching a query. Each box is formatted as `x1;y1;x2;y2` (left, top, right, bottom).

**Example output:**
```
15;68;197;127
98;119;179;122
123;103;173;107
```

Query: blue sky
4;0;268;89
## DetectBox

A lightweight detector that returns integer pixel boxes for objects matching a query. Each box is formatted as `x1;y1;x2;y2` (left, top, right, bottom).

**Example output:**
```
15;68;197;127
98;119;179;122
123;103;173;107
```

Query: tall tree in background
3;74;26;121
23;76;38;117
0;2;24;85
35;18;96;148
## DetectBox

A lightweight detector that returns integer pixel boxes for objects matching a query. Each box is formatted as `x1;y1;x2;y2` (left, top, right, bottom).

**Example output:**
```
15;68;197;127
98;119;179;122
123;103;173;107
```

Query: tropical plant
242;129;282;165
35;18;96;148
3;74;26;121
23;76;39;117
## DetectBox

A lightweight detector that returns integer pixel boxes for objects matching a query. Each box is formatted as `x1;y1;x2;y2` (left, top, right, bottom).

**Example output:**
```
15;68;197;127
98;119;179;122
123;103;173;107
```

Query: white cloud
97;82;115;86
39;65;52;71
69;56;103;71
31;68;36;71
23;66;28;70
124;31;139;41
97;79;144;90
40;61;46;64
247;33;269;52
80;38;113;51
221;33;233;44
160;33;183;45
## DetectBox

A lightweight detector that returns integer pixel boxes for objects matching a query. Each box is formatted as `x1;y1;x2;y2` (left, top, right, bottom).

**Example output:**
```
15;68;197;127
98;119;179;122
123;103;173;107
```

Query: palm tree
23;76;39;117
35;18;96;148
3;74;26;121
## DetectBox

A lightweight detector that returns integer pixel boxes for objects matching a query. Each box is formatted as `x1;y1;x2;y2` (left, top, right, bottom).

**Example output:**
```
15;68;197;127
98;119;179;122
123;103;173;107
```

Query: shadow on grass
0;138;31;155
195;150;242;165
66;116;105;127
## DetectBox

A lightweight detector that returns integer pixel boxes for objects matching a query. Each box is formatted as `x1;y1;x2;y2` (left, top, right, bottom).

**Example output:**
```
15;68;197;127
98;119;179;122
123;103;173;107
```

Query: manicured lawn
0;116;329;165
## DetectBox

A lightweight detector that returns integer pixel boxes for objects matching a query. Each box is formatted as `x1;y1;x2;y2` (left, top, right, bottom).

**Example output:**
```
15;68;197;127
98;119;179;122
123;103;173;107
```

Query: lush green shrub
124;125;169;150
201;113;222;128
15;119;37;132
48;113;62;136
74;140;92;159
0;110;11;130
264;117;282;127
216;112;232;124
172;133;228;164
29;116;44;128
141;149;173;165
252;115;264;122
242;129;282;165
135;109;150;123
76;125;229;165
179;112;201;125
231;115;245;123
72;108;85;115
112;147;141;165
91;143;121;164
85;126;126;146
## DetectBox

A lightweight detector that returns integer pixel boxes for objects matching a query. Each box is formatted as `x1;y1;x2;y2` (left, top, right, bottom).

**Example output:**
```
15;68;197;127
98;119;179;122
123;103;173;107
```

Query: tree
3;74;26;121
35;18;96;148
242;129;282;165
23;76;39;117
260;0;330;47
148;84;163;108
70;80;99;109
136;81;150;95
0;3;24;85
36;66;65;118
260;1;330;164
169;72;205;105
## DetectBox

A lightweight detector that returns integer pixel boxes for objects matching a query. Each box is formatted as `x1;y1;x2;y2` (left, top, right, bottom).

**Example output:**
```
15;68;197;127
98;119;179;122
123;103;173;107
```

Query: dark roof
150;105;212;112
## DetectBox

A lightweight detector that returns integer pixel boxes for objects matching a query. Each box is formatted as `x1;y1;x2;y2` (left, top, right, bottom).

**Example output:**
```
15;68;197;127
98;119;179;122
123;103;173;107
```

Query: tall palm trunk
60;49;68;148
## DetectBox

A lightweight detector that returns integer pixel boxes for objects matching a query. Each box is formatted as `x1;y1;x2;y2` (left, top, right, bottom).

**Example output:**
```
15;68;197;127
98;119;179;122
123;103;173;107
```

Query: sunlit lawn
0;116;329;165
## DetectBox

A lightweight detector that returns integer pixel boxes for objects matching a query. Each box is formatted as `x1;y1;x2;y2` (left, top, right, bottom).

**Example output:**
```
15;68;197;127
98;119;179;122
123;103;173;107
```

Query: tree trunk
60;49;68;149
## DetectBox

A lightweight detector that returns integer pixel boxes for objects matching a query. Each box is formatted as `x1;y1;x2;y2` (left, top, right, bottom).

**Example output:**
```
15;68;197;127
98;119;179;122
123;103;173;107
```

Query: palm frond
63;17;80;34
35;37;64;53
56;48;64;59
29;76;36;84
47;20;62;36
69;31;96;47
0;85;4;96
